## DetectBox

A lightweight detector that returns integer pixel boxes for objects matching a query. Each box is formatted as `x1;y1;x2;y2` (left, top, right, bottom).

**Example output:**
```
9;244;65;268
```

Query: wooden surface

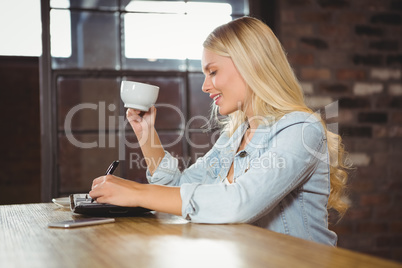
0;203;401;268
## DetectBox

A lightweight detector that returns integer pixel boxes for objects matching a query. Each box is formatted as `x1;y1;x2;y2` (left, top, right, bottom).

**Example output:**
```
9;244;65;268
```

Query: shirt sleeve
145;151;181;186
180;116;328;223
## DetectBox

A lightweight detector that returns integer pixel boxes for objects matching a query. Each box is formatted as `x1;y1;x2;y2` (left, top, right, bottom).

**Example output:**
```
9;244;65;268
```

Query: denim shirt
146;111;337;246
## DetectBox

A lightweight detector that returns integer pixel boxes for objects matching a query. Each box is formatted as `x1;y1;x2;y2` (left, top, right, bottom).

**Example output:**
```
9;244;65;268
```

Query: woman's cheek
211;76;216;88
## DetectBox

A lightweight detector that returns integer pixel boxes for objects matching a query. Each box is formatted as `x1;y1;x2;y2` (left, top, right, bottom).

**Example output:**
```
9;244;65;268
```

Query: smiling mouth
212;94;221;101
212;94;222;104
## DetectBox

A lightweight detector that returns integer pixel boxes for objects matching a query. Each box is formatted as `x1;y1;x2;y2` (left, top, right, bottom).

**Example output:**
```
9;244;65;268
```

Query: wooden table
0;203;400;268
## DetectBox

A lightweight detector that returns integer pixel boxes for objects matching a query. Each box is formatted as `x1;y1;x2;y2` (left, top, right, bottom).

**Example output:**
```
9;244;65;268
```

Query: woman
90;17;349;245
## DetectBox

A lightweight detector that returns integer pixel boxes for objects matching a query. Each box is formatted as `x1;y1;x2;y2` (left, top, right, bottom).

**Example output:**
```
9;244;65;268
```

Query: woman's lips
210;94;222;105
214;95;221;105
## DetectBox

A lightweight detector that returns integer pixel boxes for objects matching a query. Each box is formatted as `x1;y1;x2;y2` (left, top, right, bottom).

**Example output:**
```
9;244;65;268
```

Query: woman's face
201;48;248;116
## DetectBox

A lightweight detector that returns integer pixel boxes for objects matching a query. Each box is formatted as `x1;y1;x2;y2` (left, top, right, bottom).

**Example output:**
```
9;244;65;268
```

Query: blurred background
0;0;401;263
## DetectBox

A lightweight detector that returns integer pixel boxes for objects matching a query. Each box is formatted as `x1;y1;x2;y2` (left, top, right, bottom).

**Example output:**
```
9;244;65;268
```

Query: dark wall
0;56;41;204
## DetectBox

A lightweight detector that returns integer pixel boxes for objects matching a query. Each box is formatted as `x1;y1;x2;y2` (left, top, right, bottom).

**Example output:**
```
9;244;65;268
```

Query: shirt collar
226;121;271;157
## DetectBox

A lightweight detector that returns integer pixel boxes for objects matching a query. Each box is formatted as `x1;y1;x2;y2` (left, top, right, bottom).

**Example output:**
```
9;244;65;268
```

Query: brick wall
277;0;402;262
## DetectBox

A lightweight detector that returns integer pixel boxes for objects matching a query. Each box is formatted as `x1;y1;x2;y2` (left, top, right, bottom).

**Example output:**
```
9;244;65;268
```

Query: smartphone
48;217;115;228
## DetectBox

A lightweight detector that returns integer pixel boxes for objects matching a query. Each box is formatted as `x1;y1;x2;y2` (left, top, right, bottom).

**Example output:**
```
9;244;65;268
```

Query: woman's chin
217;107;228;116
218;107;236;116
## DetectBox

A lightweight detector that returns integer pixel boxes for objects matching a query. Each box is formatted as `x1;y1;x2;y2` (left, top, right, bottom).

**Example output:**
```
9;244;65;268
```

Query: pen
105;160;119;175
91;160;119;203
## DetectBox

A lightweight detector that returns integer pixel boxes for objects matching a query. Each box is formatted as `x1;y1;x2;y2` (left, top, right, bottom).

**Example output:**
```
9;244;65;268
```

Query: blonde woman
90;17;349;246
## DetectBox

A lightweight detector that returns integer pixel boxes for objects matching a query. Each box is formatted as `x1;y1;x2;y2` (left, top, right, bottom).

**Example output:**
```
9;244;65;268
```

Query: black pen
91;160;119;203
105;160;119;175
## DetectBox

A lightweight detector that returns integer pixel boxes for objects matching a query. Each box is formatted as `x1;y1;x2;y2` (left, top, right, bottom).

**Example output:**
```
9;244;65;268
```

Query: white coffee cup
120;81;159;111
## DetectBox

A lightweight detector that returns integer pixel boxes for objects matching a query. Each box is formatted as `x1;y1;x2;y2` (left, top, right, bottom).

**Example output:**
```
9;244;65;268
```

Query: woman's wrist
133;182;148;208
140;127;165;175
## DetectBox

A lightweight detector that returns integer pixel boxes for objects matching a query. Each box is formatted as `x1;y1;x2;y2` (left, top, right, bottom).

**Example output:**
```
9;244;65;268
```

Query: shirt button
239;151;247;158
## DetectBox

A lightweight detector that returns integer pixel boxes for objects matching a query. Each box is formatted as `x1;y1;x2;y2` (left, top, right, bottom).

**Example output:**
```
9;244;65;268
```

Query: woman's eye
209;71;217;76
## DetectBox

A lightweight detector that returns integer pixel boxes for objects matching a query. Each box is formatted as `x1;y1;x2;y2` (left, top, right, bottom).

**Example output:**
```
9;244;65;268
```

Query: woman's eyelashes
209;70;217;76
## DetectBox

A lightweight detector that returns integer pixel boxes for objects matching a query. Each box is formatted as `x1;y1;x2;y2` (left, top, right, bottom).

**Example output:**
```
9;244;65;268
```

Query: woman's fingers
126;107;156;124
89;175;110;201
126;107;157;144
91;176;105;190
89;175;139;207
126;108;143;123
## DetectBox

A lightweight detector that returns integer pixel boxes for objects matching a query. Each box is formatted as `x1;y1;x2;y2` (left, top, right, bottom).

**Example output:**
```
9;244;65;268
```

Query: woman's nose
202;76;212;93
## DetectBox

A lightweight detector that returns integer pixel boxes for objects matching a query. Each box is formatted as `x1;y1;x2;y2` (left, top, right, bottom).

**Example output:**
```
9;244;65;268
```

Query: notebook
70;193;151;217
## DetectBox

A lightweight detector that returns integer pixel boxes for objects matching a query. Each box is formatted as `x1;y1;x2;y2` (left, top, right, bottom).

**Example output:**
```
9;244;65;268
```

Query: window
124;1;232;60
0;0;240;61
49;0;239;70
50;9;72;58
0;0;41;56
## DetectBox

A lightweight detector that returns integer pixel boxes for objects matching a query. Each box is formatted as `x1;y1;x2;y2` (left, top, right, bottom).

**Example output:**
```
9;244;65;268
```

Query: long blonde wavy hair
203;17;350;217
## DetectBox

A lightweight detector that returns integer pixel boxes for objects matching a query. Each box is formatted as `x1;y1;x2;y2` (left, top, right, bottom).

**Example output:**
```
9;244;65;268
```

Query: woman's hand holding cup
126;106;157;143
